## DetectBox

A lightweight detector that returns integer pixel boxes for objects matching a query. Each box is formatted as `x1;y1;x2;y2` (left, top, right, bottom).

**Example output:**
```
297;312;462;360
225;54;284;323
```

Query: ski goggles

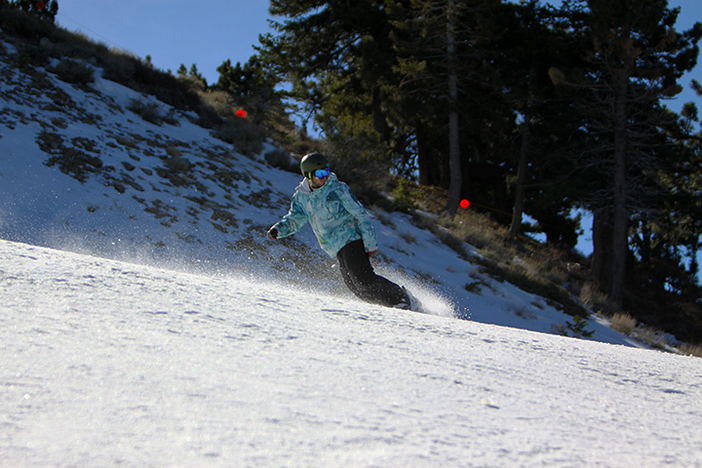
310;167;331;179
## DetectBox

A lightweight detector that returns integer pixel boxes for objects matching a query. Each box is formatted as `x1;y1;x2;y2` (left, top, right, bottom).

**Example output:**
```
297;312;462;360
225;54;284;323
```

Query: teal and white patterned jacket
273;173;378;258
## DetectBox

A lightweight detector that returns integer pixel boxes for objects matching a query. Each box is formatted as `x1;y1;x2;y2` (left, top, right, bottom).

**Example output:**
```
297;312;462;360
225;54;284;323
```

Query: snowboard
398;288;427;314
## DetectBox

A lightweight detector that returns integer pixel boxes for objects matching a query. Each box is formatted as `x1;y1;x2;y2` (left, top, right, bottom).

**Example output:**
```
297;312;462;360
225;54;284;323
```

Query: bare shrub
610;312;637;335
50;58;94;85
579;282;618;316
49;28;111;62
398;231;417;245
127;98;161;124
442;209;509;252
677;343;702;358
126;98;178;126
213;117;266;156
264;149;298;173
101;49;138;85
512;304;537;320
633;326;671;350
198;89;237;117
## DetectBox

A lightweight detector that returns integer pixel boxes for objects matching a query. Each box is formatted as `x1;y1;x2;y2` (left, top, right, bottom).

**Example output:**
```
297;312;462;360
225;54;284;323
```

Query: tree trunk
371;87;390;142
443;0;462;215
509;114;532;237
609;77;629;306
592;208;614;290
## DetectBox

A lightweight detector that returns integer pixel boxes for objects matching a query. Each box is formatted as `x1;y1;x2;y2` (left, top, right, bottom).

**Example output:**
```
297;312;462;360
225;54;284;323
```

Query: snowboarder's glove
267;227;278;240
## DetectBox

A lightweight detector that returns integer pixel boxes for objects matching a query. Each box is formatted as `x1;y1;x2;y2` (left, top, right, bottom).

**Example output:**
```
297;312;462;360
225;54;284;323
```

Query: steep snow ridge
2;239;702;467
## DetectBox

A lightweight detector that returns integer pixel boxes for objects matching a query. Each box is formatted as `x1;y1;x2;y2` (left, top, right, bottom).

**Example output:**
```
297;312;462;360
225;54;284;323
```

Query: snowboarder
267;153;413;309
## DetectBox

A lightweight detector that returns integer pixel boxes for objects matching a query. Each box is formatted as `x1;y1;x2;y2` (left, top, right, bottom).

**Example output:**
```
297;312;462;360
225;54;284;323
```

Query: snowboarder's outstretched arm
269;197;308;240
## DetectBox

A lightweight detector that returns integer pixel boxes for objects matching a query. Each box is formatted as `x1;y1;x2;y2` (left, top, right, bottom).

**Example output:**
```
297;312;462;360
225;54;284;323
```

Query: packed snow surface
2;239;701;467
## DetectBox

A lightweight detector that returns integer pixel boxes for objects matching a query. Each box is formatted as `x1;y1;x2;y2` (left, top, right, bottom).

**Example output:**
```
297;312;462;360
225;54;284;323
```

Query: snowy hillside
0;29;646;345
2;239;702;467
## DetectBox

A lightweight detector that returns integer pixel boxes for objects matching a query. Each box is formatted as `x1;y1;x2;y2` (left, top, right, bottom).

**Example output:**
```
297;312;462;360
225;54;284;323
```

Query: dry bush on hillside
50;58;94;86
677;342;702;358
610;312;637;335
126;98;179;126
212;117;266;157
579;282;619;316
198;90;238;117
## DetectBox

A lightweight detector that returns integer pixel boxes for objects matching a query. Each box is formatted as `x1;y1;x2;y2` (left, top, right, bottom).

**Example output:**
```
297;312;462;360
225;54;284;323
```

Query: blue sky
56;0;701;113
57;1;276;86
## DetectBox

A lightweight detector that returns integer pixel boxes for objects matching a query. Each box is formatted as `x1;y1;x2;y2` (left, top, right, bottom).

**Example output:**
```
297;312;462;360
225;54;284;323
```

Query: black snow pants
336;239;408;307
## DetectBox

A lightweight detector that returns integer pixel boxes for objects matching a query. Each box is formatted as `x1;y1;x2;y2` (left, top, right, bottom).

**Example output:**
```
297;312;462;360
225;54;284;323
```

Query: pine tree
558;0;701;305
214;55;289;132
259;0;398;137
494;1;583;238
388;0;505;211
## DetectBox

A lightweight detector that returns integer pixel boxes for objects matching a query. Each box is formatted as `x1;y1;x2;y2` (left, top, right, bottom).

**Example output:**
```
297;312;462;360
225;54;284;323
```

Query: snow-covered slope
0;30;642;345
2;239;702;467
